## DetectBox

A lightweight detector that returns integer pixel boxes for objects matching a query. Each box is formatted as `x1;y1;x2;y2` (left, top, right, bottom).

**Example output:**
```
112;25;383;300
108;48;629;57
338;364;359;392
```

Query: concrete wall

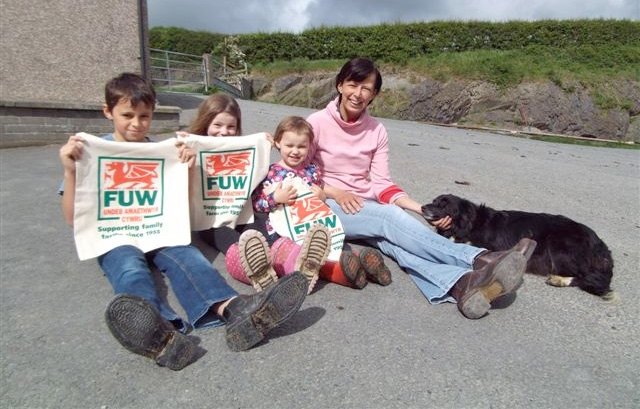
0;102;180;148
0;0;179;147
1;0;143;104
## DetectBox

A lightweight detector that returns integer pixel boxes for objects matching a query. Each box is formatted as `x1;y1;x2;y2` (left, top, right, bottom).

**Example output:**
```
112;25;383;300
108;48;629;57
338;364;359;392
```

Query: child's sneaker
238;230;279;292
359;247;392;286
105;294;196;371
294;224;331;294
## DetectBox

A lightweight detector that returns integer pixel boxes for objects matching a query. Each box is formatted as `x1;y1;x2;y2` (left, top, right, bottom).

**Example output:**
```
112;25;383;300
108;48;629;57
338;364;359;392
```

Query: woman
306;57;537;319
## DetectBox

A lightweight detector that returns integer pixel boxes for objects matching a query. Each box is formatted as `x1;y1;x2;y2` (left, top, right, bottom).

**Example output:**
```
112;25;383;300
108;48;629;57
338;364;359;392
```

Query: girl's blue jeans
327;199;485;303
98;245;237;332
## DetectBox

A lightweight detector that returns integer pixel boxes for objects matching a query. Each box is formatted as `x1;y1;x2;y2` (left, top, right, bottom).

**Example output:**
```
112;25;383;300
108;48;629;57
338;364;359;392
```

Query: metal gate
149;48;208;92
149;48;248;98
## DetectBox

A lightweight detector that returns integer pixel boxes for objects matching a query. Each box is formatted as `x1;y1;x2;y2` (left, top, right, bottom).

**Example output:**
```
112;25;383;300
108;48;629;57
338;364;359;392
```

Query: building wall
0;102;180;148
0;0;179;146
1;0;143;104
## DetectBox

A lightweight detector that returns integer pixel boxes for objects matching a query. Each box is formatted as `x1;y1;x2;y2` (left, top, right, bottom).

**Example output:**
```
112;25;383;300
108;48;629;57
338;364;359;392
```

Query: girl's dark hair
104;73;156;111
335;57;382;94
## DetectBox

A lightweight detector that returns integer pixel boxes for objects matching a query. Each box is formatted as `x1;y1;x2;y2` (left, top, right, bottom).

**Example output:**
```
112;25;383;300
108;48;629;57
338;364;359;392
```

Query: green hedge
150;27;226;55
151;20;639;63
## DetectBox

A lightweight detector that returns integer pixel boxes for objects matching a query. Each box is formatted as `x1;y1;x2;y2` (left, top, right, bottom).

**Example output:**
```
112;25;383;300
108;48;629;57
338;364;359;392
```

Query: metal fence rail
149;48;208;92
149;48;248;98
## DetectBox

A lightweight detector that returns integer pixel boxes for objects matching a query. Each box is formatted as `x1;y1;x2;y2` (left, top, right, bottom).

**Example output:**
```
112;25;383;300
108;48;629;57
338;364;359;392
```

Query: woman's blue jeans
327;199;485;303
98;245;237;332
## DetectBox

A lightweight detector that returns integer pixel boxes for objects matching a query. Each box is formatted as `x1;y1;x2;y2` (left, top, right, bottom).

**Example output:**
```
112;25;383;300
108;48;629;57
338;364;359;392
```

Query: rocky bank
248;71;640;142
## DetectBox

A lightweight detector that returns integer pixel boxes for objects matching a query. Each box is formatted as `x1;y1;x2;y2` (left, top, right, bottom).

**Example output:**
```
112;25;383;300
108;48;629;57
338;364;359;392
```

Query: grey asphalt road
2;96;639;409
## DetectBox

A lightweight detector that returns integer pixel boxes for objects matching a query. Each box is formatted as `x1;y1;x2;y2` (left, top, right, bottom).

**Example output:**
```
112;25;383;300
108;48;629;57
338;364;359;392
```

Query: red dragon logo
205;152;251;176
289;196;332;224
104;161;158;189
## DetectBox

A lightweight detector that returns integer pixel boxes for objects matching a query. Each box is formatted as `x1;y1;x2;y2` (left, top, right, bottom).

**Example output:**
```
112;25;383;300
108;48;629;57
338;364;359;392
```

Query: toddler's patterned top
252;162;322;213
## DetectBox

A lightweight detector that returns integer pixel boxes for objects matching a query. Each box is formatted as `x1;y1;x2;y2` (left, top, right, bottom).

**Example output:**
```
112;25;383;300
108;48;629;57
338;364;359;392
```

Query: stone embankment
248;72;640;142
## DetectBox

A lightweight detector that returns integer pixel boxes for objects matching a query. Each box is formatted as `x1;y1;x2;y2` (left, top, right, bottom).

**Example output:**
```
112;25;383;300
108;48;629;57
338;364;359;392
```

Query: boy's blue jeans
98;245;237;332
327;199;485;304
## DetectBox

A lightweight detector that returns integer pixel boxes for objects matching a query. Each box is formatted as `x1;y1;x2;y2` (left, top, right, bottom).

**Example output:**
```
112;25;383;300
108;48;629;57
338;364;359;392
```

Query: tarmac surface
2;95;639;408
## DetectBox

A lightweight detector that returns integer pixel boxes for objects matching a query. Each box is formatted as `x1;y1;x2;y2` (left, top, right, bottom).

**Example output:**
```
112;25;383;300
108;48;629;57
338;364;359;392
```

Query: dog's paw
546;275;573;287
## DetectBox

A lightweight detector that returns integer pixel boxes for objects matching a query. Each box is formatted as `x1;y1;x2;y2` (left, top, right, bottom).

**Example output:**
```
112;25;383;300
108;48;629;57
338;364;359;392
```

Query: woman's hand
333;190;364;214
324;184;363;214
273;182;297;205
428;216;453;230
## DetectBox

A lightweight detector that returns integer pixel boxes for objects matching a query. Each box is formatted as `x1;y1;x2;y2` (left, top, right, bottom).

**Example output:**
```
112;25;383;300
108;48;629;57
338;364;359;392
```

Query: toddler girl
244;116;392;293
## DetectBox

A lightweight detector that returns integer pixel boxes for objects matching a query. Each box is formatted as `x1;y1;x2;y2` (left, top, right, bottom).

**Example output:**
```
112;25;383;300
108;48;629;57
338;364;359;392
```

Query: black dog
422;194;615;300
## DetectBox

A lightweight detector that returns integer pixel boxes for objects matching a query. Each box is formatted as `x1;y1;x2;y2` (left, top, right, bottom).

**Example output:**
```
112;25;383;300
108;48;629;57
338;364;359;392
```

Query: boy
58;73;308;370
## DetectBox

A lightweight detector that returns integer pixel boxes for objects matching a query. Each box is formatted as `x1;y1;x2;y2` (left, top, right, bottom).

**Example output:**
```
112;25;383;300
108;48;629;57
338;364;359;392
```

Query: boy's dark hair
335;57;382;94
104;73;156;111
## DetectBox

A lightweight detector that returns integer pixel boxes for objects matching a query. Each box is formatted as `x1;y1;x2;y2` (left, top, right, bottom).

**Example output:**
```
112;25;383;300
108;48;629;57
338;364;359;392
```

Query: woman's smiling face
337;72;378;122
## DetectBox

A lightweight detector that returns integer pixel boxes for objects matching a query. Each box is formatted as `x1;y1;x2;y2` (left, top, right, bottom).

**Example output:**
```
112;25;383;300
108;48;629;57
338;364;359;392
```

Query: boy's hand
273;182;297;205
309;185;326;202
59;134;85;173
175;131;189;138
175;139;196;168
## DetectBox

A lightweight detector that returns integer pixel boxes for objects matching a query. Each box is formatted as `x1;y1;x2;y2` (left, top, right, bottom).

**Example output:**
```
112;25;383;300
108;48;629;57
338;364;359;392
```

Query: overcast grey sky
148;0;638;34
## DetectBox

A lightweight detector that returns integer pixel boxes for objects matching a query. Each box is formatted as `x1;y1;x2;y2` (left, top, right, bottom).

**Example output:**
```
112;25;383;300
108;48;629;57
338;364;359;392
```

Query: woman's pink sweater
306;98;406;204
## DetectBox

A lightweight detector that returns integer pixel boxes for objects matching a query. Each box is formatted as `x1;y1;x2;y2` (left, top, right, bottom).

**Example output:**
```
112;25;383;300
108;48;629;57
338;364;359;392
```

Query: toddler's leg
271;226;344;293
225;243;251;285
270;236;301;276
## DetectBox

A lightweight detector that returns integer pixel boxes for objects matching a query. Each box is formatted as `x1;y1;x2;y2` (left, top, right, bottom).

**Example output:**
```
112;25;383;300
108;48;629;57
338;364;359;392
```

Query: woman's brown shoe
339;250;368;289
359;247;392;286
451;238;537;319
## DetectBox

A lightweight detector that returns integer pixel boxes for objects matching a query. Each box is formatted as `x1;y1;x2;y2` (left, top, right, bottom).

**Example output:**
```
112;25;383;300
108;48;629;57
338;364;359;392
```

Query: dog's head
421;194;478;240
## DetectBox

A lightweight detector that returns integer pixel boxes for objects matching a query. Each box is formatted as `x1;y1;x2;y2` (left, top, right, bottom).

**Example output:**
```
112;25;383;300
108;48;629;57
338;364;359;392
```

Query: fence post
240;77;252;99
164;50;171;89
203;53;215;91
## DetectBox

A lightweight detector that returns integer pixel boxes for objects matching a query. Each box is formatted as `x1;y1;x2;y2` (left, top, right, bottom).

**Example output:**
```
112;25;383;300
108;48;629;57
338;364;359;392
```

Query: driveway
1;98;638;408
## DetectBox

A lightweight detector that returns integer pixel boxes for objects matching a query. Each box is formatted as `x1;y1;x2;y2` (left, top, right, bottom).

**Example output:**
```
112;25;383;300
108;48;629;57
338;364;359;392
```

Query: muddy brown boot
222;272;308;351
450;238;537;319
105;294;197;371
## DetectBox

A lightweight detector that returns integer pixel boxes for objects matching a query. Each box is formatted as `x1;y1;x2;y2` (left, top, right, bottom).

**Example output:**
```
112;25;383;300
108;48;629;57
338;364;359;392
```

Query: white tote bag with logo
185;133;271;231
72;133;191;260
266;175;344;261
